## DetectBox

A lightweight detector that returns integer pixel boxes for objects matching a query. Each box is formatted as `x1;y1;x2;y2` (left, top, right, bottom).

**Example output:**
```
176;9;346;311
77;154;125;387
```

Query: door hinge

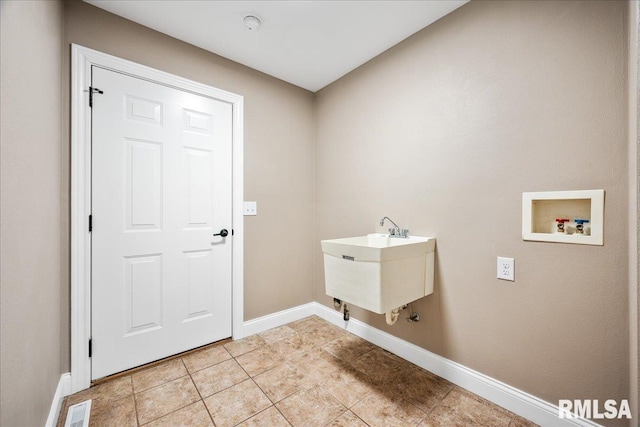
88;339;92;358
232;229;235;236
88;87;103;108
88;214;92;232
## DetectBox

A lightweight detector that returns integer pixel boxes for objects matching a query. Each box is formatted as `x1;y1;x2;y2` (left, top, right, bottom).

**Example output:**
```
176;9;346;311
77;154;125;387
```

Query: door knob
213;229;229;237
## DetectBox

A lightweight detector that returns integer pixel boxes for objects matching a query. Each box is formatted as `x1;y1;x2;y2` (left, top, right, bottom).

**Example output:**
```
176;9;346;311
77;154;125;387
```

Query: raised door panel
184;148;213;229
124;138;163;231
124;254;163;335
183;250;214;321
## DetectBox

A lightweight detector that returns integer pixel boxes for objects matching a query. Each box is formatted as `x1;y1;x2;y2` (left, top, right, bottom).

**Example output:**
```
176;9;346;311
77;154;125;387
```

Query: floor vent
63;399;91;427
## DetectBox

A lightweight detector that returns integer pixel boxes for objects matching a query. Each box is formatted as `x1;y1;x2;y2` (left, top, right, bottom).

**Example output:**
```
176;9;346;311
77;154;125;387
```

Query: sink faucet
379;217;409;238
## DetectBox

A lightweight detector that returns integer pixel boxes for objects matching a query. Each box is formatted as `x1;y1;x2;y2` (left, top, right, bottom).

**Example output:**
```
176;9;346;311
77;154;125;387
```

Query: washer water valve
574;219;590;234
333;298;350;321
555;218;570;234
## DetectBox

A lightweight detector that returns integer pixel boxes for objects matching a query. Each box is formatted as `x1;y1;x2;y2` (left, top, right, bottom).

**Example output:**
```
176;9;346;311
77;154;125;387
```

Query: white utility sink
321;233;436;316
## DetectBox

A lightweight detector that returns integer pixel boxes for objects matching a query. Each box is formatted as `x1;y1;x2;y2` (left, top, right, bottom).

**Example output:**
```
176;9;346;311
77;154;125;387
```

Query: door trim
70;44;244;393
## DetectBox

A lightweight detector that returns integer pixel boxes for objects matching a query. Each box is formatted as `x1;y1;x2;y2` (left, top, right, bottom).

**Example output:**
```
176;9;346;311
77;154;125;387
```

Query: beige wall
628;0;639;419
60;0;316;368
315;0;630;420
1;0;635;424
0;0;65;425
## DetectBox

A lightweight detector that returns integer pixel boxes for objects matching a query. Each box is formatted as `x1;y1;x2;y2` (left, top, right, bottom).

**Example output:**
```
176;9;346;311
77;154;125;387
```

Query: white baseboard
312;303;602;427
45;372;71;427
242;302;317;337
243;301;602;427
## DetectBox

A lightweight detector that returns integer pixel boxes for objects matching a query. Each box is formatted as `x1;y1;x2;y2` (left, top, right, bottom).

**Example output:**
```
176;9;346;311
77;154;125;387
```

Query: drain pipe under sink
385;307;401;325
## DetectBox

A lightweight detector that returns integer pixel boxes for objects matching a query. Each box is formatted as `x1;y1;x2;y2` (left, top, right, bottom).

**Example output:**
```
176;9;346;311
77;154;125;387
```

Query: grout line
134;360;207;426
249;367;279;405
190;360;249;399
92;338;231;386
231;353;252;379
131;370;189;395
137;368;213;425
220;352;278;427
273;404;294;427
81;316;528;427
351;411;371;427
345;389;370;412
401;395;429;424
246;323;350;425
182;357;217;427
182;350;233;376
137;401;207;427
132;378;141;427
324;408;350;426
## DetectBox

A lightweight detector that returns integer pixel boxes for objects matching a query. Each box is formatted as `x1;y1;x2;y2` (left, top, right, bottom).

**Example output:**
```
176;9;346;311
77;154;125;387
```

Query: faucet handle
400;228;409;237
388;228;396;236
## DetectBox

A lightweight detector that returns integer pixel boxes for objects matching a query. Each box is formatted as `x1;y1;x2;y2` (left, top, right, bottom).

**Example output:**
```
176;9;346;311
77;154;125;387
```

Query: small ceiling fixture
243;14;262;32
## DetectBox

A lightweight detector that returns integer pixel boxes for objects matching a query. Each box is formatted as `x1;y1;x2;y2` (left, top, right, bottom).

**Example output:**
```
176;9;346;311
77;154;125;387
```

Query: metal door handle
213;229;229;237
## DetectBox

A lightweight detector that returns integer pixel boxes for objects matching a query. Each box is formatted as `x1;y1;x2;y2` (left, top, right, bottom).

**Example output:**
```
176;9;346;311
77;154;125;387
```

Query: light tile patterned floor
58;316;539;427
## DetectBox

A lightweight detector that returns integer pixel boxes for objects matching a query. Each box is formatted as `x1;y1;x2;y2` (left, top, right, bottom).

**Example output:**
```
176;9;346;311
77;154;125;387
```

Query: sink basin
321;233;436;314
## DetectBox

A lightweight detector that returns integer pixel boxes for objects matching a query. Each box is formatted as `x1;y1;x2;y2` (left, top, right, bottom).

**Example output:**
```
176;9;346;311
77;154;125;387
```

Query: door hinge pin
88;339;92;358
88;87;104;107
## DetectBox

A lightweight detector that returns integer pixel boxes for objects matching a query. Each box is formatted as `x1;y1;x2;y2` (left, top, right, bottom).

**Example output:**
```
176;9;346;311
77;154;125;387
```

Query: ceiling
85;1;468;92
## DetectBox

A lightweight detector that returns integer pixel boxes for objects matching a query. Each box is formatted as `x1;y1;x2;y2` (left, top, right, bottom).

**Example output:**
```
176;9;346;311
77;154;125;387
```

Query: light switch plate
497;256;514;281
243;201;257;216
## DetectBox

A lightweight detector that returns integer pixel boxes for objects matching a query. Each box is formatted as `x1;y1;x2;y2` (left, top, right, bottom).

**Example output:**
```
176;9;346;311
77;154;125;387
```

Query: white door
91;66;233;379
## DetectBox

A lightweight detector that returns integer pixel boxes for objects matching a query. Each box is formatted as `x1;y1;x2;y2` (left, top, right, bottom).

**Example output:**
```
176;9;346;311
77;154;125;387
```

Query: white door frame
70;44;244;393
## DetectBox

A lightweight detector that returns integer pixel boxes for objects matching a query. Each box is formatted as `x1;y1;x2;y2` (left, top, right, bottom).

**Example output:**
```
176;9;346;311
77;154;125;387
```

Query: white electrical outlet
243;201;257;216
497;256;515;281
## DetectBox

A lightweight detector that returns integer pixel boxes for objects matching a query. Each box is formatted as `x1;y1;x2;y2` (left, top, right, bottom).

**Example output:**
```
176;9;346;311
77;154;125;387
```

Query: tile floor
58;316;539;427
